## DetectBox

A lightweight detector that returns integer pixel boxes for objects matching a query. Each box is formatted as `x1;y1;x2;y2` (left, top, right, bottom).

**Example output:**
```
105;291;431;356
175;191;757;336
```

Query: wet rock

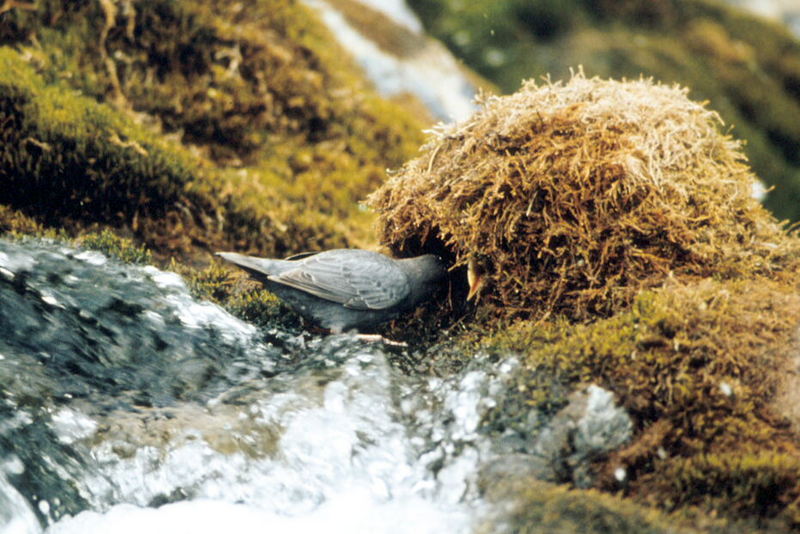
528;385;632;488
478;385;631;493
0;238;283;409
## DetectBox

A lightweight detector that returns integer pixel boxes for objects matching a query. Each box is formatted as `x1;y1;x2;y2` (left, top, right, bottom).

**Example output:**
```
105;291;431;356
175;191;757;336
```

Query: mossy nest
368;73;792;320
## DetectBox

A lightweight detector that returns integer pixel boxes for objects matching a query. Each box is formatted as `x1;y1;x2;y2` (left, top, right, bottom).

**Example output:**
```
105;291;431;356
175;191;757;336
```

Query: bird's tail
216;252;293;279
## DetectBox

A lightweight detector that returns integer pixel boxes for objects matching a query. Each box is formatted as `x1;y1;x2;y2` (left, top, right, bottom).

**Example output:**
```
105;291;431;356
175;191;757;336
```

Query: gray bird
216;249;447;333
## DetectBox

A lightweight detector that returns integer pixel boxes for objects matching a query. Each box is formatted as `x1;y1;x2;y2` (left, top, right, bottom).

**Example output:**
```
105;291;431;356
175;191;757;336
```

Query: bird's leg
329;326;408;347
353;334;408;348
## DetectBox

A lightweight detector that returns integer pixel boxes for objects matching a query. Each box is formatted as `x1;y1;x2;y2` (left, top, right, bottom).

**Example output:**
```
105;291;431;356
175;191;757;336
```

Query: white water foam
305;0;477;122
41;351;495;534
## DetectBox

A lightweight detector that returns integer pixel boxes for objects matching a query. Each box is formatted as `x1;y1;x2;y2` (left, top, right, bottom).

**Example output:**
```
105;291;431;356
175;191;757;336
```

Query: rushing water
0;238;632;533
304;0;478;122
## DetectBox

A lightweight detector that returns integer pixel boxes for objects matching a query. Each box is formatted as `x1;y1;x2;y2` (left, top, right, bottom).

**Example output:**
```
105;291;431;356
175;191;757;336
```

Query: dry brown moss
408;0;800;223
369;72;800;523
369;72;795;320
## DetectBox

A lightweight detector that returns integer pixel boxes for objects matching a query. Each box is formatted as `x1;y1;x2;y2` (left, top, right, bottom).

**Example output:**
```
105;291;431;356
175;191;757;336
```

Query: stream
0;238;632;533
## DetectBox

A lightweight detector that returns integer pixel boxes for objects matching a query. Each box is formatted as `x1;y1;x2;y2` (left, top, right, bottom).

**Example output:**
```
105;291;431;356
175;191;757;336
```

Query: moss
370;73;796;320
1;0;409;160
479;480;709;534
478;277;800;525
406;0;800;222
0;204;55;238
0;0;426;260
374;70;800;521
77;229;152;265
224;289;302;332
171;258;302;332
1;209;150;264
657;452;800;525
0;45;227;256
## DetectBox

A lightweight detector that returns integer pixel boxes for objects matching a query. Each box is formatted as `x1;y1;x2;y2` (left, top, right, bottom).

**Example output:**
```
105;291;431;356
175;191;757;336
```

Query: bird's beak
467;258;484;301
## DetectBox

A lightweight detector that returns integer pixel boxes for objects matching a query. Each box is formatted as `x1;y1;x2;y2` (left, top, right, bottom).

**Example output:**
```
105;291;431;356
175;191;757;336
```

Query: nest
368;72;790;319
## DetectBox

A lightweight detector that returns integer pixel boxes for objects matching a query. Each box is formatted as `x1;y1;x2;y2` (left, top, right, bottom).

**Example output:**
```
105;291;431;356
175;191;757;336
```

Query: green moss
0;0;426;259
4;0;425;171
1;209;152;264
479;480;707;534
225;289;302;332
659;452;800;524
172;258;302;332
0;204;59;238
77;229;152;265
0;45;220;255
478;277;800;524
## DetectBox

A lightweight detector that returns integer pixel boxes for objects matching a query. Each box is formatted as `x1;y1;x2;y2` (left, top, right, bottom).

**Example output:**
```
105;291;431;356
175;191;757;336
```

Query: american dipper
217;249;447;333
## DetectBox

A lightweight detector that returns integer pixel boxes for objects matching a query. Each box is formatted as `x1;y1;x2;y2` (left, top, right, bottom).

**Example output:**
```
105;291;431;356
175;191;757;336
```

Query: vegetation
372;74;800;528
77;229;152;264
4;0;800;529
171;258;302;332
407;0;800;222
370;74;798;319
0;0;425;260
479;479;715;534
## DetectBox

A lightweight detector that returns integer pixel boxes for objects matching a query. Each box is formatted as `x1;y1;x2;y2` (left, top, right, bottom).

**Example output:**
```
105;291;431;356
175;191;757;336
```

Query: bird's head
414;254;448;284
398;254;449;306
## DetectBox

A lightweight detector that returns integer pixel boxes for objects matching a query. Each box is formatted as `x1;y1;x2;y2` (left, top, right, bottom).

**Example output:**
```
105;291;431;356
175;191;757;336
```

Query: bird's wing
269;251;410;310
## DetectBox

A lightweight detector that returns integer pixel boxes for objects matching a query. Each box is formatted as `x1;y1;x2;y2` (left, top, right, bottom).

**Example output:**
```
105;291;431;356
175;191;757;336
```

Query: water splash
0;239;632;533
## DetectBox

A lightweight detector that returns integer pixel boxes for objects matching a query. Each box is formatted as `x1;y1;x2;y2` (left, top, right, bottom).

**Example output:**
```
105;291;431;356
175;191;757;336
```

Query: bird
216;249;448;334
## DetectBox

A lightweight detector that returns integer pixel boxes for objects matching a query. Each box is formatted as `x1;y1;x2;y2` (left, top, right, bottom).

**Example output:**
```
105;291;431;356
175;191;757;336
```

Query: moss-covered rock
369;72;800;527
0;0;426;260
479;479;712;534
0;46;217;253
463;277;800;528
369;73;796;320
407;0;800;223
